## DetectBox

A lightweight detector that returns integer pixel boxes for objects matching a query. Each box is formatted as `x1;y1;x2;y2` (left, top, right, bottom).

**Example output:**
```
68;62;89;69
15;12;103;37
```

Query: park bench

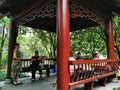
21;58;56;77
69;59;120;90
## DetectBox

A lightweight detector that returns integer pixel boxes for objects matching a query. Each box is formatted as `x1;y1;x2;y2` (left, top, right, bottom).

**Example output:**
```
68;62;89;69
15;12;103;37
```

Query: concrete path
0;75;120;90
0;75;56;90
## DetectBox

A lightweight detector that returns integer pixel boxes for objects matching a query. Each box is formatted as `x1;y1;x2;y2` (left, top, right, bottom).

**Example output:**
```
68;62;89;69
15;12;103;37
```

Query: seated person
93;50;105;60
70;50;81;82
76;52;83;60
27;51;46;81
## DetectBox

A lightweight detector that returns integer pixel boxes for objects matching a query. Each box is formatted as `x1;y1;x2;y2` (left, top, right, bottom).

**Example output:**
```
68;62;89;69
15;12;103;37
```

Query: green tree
0;17;9;69
113;16;120;58
34;29;56;58
70;26;107;59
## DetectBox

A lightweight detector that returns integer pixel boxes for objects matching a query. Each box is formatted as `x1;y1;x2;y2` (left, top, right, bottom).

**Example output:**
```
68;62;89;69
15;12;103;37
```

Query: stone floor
0;74;120;90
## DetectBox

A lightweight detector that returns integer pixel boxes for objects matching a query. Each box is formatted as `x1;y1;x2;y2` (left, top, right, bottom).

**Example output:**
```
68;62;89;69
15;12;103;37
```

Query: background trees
70;26;107;59
113;16;120;58
0;16;120;69
0;17;9;69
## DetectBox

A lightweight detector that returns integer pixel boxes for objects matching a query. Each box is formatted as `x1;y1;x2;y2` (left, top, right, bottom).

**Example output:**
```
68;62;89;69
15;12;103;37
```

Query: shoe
39;77;44;80
50;83;56;87
17;80;23;84
13;81;18;85
32;79;35;82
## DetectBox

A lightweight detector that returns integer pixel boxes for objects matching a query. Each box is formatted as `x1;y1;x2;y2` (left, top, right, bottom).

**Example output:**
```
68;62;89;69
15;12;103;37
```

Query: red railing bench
69;59;120;90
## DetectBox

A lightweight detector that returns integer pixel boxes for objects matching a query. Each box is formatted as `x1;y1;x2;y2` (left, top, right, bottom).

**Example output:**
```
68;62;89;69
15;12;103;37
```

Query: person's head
77;52;81;57
94;50;100;58
15;43;20;49
35;51;39;56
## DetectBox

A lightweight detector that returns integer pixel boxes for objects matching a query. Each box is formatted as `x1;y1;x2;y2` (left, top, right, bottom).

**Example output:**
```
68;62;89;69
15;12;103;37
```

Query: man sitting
27;51;46;81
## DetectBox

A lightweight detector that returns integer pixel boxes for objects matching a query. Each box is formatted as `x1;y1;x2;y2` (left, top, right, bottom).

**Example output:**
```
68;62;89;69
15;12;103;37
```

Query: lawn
0;70;6;81
0;70;29;81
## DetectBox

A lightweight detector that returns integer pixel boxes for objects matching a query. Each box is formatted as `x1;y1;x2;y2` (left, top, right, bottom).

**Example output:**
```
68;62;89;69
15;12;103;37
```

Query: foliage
70;26;107;59
33;29;56;58
0;70;7;81
0;16;9;69
1;52;8;69
0;70;29;81
113;16;120;58
18;25;29;35
16;28;56;58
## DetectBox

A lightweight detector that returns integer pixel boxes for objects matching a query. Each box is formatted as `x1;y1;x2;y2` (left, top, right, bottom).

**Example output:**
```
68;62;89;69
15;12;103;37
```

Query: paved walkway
0;74;57;90
0;75;120;90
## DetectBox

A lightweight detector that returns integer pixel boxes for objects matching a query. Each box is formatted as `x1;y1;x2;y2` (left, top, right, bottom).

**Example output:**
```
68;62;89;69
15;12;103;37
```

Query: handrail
69;59;120;65
21;58;55;61
69;59;120;88
21;58;56;68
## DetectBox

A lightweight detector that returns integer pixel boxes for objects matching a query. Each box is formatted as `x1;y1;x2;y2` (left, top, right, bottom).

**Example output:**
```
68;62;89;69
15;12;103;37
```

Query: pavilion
0;0;120;90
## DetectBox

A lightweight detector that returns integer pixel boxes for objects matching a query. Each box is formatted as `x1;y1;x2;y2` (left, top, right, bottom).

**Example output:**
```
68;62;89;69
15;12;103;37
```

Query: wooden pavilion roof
0;0;120;32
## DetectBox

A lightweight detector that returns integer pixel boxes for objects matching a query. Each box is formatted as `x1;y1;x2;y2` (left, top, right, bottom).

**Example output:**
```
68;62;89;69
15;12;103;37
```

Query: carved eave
0;0;118;32
16;0;56;25
70;0;105;26
13;0;108;32
16;0;105;25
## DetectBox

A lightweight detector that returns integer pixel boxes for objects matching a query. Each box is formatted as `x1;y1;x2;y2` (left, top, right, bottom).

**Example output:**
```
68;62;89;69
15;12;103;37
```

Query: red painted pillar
106;19;115;59
56;0;70;90
7;16;17;79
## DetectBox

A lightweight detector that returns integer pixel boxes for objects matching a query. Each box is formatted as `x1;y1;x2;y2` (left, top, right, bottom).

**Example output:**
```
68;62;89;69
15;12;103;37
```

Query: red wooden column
56;0;70;90
6;16;17;81
106;19;115;59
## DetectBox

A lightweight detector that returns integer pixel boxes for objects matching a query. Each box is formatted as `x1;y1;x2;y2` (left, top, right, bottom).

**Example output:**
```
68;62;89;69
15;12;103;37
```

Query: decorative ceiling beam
70;1;103;25
74;0;111;20
13;0;112;27
13;0;48;21
17;0;56;25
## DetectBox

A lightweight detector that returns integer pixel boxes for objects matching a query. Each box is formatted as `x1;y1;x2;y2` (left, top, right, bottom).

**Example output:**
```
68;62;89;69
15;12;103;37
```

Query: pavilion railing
21;58;56;71
69;59;120;88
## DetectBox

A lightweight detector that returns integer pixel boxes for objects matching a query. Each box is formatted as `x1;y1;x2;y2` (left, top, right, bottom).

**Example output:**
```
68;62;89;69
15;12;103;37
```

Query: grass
0;70;6;81
0;70;29;81
113;87;120;90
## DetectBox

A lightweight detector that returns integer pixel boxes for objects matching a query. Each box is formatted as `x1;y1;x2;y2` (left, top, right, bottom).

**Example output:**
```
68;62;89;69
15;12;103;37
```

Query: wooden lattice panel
70;0;105;25
18;0;56;25
18;0;105;26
